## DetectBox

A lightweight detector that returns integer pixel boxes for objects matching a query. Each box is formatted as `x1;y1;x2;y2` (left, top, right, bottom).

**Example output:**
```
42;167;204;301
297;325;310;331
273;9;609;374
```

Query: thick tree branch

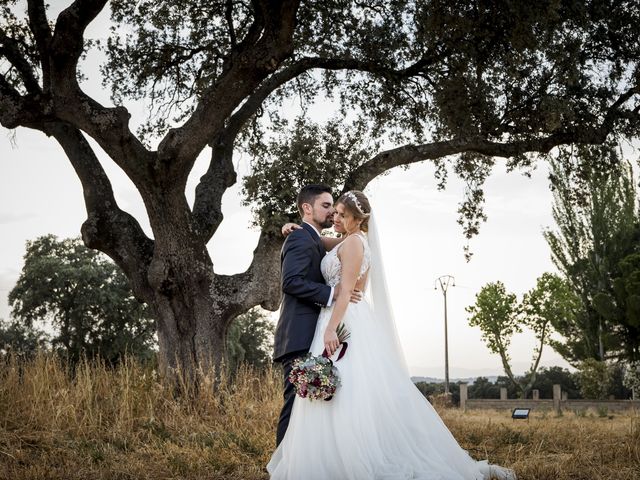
189;53;444;239
50;0;108;79
343;90;639;192
191;134;237;241
156;0;300;177
43;120;155;302
55;98;154;187
0;77;47;129
215;231;283;322
24;0;154;188
26;0;51;90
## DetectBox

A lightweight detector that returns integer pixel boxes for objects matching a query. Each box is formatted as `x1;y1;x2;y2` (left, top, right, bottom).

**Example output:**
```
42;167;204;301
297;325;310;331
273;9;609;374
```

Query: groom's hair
297;184;333;215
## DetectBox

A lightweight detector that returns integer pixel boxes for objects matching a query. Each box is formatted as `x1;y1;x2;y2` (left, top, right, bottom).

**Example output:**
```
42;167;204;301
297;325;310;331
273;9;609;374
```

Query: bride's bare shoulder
337;234;365;257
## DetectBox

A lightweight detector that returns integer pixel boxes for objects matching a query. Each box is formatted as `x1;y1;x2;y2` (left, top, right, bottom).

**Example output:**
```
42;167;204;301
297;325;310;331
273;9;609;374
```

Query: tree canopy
1;0;639;377
8;235;156;364
466;274;576;398
544;155;640;363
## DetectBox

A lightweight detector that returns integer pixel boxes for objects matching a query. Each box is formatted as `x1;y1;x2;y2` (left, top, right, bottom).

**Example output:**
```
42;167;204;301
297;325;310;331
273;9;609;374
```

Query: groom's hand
333;285;363;304
350;289;363;303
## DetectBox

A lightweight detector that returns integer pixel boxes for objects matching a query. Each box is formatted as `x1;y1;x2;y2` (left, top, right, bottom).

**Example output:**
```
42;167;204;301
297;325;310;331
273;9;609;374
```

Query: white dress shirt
303;221;334;307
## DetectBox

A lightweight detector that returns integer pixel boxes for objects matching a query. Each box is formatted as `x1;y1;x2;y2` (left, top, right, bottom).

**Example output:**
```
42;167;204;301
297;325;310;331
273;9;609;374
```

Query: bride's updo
337;190;371;232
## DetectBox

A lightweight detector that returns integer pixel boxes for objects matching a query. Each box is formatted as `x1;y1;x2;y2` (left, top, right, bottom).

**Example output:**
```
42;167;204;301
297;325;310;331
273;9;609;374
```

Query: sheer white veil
364;211;411;378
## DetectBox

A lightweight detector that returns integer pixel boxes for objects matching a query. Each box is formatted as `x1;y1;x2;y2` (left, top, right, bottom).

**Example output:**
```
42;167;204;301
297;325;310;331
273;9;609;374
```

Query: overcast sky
0;2;605;379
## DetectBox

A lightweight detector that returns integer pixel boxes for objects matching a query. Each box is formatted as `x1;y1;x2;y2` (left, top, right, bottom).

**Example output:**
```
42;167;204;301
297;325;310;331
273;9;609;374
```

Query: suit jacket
273;222;332;362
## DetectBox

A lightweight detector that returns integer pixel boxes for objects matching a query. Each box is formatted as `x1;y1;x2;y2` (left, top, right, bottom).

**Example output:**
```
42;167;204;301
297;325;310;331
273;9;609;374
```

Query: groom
273;184;355;446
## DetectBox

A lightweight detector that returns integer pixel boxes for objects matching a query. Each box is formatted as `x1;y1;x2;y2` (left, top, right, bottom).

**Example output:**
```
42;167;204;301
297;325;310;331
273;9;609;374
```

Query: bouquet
289;323;351;401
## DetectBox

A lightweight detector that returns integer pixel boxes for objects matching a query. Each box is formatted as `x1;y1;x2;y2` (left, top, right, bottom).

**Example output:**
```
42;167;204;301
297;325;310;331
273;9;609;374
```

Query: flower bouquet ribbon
289;323;351;401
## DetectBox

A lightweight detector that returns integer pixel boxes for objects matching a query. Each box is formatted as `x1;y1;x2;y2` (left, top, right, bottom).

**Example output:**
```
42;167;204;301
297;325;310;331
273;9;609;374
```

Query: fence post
500;387;507;400
553;384;561;414
532;389;539;400
460;383;468;412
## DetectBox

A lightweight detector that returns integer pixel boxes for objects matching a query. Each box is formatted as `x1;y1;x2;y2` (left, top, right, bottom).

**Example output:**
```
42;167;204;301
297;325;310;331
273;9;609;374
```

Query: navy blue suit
274;222;332;445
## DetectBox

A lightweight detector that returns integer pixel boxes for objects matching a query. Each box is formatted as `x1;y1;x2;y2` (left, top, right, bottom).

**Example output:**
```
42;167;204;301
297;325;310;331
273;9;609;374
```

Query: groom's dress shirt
303;221;334;306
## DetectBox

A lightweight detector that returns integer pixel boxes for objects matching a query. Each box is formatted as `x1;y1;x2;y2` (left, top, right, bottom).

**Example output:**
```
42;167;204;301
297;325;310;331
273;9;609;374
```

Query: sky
0;2;595;379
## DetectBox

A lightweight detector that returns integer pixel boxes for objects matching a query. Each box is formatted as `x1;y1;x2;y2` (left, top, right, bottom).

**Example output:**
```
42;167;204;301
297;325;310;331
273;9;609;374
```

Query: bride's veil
364;212;411;378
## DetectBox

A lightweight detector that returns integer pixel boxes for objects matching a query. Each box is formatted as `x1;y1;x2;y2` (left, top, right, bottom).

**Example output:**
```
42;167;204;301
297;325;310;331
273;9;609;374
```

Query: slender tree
520;272;579;394
467;274;573;398
1;1;639;380
466;281;523;396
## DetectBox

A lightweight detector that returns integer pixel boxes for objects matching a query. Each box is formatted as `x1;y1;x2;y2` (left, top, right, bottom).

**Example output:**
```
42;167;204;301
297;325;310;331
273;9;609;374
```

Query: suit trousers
275;349;307;446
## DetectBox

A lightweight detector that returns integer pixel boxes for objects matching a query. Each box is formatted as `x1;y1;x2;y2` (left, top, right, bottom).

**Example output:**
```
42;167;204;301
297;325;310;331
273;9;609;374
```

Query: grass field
1;354;638;479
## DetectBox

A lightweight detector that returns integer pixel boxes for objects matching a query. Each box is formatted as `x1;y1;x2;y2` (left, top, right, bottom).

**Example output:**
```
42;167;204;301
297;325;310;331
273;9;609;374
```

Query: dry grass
440;409;640;480
0;354;638;480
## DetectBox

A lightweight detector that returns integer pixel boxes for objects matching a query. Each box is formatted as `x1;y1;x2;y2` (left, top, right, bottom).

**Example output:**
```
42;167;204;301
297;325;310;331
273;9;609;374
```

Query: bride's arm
281;223;344;251
320;236;343;251
323;236;364;356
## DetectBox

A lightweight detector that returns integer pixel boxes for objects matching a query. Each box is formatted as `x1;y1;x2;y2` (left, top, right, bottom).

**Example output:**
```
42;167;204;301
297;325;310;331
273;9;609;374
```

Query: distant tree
466;282;521;393
528;366;580;399
466;275;566;398
495;376;521;399
8;235;156;365
414;381;439;399
520;273;578;396
544;156;640;363
604;252;640;362
0;316;48;357
468;376;499;399
577;359;612;400
226;308;275;370
414;381;460;406
623;361;640;400
609;363;633;400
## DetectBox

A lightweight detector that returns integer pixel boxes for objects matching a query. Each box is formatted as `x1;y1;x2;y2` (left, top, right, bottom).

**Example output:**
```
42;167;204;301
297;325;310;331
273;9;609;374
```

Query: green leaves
466;281;519;357
241;115;376;232
466;274;574;397
543;153;640;363
7;235;156;365
577;358;613;400
226;308;275;370
521;272;579;340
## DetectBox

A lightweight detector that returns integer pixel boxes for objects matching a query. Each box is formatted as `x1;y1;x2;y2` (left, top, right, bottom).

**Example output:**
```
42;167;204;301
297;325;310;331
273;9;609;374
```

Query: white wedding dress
267;225;515;480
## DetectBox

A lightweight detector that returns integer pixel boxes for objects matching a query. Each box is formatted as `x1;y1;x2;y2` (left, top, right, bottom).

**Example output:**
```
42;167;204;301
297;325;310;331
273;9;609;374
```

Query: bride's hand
281;223;302;237
324;327;340;356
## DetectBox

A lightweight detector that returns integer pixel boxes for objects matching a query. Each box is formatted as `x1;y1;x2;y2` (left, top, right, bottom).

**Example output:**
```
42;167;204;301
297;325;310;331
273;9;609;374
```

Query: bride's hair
337;190;371;232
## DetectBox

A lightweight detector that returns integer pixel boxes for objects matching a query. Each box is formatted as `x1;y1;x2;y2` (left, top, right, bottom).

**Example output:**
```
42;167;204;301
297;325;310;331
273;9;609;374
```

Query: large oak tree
1;0;639;381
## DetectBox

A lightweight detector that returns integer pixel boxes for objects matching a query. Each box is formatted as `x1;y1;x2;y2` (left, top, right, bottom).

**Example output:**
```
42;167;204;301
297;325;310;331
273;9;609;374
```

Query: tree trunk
142;187;282;384
143;189;219;382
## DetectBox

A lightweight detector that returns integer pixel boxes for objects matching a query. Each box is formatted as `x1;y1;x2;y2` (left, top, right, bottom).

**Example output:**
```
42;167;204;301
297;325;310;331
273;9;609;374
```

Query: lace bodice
321;233;371;287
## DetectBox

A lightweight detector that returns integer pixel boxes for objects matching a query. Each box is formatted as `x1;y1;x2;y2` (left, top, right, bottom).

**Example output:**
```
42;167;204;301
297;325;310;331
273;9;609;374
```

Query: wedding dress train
267;229;515;480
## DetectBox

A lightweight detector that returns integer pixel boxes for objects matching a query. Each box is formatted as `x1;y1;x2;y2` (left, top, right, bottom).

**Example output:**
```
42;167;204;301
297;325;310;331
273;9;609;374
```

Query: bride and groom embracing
267;184;516;480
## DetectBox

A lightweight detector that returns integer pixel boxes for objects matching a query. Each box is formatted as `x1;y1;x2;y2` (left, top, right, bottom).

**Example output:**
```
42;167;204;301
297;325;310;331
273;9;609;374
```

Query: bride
267;190;516;480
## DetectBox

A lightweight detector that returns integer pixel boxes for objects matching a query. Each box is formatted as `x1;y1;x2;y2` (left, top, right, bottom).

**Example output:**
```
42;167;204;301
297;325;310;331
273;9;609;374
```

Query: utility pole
434;275;455;395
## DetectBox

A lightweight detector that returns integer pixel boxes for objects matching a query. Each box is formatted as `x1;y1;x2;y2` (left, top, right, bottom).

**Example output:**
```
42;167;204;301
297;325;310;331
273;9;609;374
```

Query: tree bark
142;184;283;381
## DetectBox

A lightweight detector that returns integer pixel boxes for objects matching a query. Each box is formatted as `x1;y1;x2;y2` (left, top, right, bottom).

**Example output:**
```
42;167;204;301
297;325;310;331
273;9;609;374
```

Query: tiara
343;191;370;216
